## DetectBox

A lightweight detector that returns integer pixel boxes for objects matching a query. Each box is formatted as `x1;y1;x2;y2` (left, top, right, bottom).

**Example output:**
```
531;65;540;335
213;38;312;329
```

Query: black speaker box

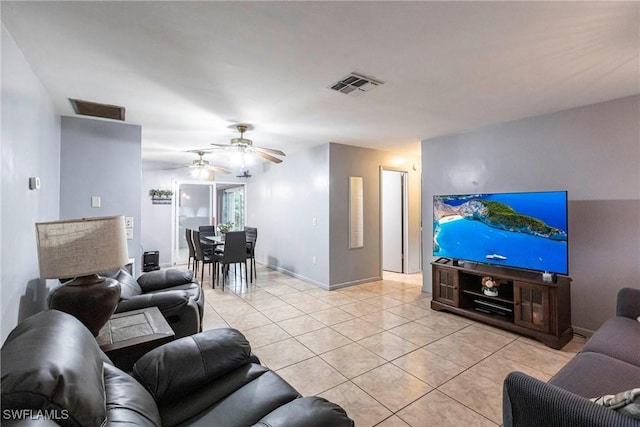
143;251;160;272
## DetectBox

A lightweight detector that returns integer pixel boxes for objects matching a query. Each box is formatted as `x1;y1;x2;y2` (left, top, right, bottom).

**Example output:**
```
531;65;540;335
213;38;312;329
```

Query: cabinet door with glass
514;281;549;332
433;266;459;307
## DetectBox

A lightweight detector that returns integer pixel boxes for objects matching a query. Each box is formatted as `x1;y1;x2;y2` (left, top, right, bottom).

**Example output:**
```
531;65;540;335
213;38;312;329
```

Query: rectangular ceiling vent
69;99;126;121
328;73;383;96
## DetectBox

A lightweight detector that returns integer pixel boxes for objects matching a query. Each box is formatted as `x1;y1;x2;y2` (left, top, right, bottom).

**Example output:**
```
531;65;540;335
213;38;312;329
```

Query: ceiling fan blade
162;165;190;170
255;151;283;164
209;144;232;149
210;166;231;174
186;148;218;153
254;146;286;157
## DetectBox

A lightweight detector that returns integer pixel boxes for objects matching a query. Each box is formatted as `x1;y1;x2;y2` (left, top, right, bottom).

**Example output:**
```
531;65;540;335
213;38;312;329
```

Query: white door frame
379;166;409;274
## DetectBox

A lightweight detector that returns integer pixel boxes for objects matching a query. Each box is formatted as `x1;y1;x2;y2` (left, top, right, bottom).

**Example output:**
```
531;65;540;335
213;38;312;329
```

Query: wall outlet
125;216;134;228
312;256;316;265
126;228;133;240
312;218;317;226
91;196;101;208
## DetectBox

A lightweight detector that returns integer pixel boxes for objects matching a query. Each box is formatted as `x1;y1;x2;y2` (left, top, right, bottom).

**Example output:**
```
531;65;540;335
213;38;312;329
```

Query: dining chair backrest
245;226;257;246
220;231;248;263
199;225;216;237
185;228;196;258
192;230;208;260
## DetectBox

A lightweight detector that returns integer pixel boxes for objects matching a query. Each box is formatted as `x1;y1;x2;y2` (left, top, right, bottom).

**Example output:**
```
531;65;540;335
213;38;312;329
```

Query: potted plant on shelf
149;189;173;198
149;189;173;204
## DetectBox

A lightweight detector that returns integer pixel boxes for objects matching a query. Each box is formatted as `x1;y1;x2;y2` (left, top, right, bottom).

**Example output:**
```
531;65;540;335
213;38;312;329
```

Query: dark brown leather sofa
1;310;354;426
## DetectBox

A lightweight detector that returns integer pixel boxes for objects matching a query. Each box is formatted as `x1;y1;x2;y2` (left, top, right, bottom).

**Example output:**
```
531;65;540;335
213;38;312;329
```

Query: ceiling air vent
328;73;383;96
69;99;126;121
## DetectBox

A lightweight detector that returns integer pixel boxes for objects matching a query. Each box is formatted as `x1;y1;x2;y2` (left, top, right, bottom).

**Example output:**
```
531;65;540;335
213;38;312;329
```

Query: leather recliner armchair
1;310;354;427
105;267;204;339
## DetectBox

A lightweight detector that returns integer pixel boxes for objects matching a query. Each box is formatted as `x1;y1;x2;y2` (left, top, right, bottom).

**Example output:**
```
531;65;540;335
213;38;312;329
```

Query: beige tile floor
195;263;585;427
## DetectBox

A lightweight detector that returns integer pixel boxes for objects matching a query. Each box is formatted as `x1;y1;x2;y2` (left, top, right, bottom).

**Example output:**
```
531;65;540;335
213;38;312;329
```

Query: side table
96;306;174;372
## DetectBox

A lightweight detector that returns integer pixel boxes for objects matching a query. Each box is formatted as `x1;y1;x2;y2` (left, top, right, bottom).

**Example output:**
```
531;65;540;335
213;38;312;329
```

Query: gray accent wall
422;95;640;333
60;116;142;274
329;143;422;287
1;25;61;343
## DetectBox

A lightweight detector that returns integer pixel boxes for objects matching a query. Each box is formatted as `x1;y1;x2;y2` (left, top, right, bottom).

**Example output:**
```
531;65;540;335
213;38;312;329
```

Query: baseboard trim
329;276;382;290
265;264;330;290
572;326;595;338
264;264;381;291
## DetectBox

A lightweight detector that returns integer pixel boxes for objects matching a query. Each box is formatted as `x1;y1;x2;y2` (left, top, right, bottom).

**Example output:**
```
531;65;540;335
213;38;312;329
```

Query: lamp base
48;274;121;336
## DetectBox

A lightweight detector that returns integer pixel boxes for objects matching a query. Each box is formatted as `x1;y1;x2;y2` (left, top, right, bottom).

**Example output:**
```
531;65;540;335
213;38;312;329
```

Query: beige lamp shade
36;215;129;279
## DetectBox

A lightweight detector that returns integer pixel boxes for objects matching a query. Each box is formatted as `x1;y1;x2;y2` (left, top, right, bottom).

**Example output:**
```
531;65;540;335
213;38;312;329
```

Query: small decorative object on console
482;276;500;297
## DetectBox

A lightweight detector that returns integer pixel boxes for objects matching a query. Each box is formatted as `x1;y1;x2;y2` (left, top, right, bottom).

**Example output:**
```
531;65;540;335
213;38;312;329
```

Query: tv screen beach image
433;192;568;275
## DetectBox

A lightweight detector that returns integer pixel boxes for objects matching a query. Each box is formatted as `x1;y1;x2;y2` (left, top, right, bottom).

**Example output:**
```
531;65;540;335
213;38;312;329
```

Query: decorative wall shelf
149;189;173;204
151;197;172;205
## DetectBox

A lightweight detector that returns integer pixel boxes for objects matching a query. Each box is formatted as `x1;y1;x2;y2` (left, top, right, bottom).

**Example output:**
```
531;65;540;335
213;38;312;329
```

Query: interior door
382;170;405;272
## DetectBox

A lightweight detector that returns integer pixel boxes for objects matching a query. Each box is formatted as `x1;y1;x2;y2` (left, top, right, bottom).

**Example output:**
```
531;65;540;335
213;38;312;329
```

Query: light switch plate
29;177;41;190
125;217;134;228
91;196;101;208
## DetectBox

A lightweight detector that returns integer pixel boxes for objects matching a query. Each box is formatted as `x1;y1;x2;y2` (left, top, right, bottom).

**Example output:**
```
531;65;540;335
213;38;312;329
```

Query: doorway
216;184;246;231
173;181;215;264
172;181;246;264
381;169;408;273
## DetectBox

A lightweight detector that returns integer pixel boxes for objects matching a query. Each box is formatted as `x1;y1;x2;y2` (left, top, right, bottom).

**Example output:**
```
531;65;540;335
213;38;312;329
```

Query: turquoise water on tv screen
433;192;568;275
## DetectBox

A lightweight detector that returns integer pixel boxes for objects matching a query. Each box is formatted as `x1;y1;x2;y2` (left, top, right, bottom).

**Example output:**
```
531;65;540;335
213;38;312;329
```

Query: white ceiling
2;1;638;170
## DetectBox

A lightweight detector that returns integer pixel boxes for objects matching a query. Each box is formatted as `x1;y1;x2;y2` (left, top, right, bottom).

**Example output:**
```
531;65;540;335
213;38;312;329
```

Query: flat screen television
433;191;568;275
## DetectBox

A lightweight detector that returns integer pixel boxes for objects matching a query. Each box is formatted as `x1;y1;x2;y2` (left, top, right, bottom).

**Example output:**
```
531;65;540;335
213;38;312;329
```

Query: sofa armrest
132;328;252;406
252;397;354;427
137;269;195;293
617;288;640;320
503;372;640;427
115;290;190;315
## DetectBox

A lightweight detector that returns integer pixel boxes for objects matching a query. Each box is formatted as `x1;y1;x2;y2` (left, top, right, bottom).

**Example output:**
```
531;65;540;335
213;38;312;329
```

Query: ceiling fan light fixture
191;167;210;179
231;137;253;147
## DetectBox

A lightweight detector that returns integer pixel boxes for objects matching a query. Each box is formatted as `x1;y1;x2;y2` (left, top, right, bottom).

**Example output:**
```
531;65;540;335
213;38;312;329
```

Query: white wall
1;25;61;343
141;163;175;266
422;95;640;333
60;116;142;274
247;144;331;287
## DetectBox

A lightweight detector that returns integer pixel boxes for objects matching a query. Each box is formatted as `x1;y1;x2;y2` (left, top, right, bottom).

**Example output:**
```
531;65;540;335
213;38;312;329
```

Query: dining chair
192;230;215;288
198;225;217;256
244;226;258;282
213;231;248;290
185;228;196;271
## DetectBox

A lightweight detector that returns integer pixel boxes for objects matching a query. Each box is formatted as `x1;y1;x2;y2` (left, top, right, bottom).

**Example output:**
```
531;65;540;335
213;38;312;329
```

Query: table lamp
36;215;129;336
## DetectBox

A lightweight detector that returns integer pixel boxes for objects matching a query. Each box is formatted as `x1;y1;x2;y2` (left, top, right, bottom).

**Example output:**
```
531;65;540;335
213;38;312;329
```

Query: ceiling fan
208;124;286;164
163;151;231;179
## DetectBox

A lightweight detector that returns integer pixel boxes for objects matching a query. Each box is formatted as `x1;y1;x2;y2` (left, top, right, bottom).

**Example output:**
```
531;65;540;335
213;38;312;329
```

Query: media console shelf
431;258;572;349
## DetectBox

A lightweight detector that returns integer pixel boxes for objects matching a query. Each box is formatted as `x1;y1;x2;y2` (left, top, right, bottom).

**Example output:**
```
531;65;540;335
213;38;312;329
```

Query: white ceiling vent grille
329;73;383;96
